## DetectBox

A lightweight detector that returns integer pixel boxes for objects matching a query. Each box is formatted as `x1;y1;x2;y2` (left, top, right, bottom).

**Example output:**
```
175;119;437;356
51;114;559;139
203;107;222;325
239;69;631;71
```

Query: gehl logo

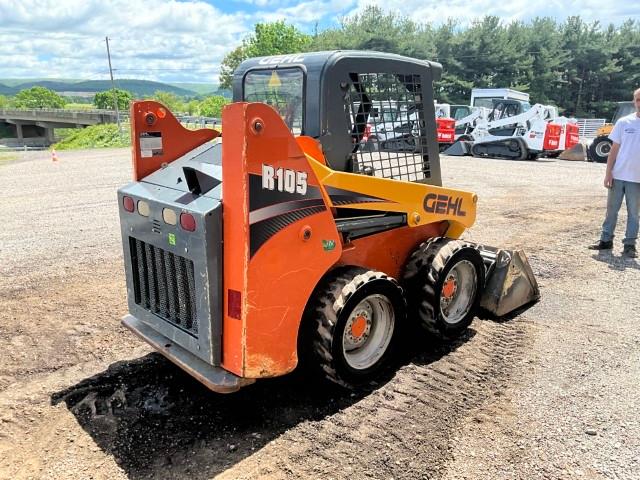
423;193;466;217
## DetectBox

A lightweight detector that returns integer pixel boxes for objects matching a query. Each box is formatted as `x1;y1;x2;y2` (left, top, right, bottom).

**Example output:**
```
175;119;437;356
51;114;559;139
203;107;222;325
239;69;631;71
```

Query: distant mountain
0;79;200;98
0;83;15;95
170;82;219;95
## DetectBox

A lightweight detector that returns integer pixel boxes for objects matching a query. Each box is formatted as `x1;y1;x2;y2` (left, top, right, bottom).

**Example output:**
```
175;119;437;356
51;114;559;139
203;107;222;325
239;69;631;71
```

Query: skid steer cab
118;51;539;393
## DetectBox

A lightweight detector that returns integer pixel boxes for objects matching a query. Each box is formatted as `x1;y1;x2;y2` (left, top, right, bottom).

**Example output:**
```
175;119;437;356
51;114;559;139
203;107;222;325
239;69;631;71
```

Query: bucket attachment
478;247;540;317
443;140;473;156
559;142;587;161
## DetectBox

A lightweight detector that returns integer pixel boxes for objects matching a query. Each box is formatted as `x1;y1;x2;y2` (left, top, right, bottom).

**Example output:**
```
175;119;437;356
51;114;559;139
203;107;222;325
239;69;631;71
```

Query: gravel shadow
50;329;474;479
591;251;640;271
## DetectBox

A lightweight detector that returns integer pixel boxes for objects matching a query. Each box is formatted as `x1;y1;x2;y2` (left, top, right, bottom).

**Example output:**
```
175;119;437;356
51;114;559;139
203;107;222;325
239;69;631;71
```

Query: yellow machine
589;101;634;163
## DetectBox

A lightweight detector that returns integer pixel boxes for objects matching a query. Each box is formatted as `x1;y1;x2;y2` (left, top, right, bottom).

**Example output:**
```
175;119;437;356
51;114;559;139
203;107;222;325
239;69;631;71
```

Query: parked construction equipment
588;101;635;163
445;99;578;160
117;51;539;393
434;103;481;149
362;103;456;152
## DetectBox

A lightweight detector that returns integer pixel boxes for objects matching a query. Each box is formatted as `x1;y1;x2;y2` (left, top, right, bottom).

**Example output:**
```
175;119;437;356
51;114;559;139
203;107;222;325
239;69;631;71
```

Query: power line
105;36;122;133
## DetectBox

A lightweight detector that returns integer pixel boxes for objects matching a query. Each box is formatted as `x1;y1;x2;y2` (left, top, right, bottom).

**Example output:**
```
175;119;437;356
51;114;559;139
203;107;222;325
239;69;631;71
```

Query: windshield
450;105;471;120
243;68;304;134
473;98;495;109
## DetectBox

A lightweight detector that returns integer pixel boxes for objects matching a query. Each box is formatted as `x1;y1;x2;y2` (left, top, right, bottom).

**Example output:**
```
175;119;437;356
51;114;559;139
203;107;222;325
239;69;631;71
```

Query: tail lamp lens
123;196;135;212
228;289;242;319
163;208;177;225
137;200;150;217
180;212;196;232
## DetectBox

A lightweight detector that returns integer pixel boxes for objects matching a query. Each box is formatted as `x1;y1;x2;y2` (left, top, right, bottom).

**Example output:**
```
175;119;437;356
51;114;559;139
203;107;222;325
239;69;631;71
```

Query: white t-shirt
609;113;640;183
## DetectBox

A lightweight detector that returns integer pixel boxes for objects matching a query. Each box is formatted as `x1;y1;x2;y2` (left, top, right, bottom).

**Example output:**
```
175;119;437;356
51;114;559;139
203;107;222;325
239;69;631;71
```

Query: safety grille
129;237;198;337
345;72;431;182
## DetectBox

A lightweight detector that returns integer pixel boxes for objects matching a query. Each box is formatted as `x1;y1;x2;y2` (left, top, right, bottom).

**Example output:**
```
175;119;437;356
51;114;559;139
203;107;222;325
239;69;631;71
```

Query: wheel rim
342;294;395;370
595;141;611;157
439;260;477;325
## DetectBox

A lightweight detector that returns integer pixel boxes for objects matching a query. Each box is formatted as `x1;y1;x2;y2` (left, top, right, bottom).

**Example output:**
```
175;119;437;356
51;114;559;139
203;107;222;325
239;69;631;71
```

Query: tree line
220;8;640;119
0;87;229;118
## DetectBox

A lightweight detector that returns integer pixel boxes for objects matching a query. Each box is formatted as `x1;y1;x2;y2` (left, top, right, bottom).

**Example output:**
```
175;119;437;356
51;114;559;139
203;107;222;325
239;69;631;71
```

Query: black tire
588;136;611;163
403;238;484;340
304;267;406;388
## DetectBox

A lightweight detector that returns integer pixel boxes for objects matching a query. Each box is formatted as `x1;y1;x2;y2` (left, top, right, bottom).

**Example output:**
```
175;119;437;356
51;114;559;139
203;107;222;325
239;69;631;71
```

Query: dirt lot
0;148;638;480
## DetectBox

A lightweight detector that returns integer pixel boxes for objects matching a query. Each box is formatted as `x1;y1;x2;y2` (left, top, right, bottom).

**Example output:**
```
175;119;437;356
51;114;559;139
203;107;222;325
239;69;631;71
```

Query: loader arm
474;103;546;135
304;148;476;239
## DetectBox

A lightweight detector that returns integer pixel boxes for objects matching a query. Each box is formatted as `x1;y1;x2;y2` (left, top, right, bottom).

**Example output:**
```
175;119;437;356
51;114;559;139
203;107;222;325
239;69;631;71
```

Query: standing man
589;88;640;258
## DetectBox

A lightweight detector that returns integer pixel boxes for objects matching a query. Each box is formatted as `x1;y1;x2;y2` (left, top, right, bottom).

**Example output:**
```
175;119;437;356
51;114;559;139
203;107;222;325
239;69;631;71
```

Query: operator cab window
344;72;430;182
474;98;494;109
491;101;519;120
243;68;304;135
451;106;471;120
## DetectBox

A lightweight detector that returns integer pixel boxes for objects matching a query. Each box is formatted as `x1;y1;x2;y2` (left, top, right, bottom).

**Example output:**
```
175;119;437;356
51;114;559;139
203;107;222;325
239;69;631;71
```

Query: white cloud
0;0;251;83
256;0;356;25
350;0;640;26
0;0;637;83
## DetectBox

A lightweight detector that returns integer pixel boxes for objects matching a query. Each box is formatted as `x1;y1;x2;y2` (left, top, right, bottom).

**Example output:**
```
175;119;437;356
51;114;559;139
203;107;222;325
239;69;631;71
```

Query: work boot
622;245;637;258
588;240;613;250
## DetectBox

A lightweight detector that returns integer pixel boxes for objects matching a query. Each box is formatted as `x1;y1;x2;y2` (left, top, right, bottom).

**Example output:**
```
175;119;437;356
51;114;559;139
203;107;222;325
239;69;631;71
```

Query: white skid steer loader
445;100;560;160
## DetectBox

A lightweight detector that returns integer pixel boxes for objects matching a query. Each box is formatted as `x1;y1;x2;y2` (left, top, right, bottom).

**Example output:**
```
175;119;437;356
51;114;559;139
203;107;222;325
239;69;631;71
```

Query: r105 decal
262;164;308;194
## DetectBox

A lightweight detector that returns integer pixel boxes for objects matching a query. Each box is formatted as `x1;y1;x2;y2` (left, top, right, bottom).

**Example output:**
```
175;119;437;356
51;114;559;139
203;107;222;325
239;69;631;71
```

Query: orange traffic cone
51;148;59;162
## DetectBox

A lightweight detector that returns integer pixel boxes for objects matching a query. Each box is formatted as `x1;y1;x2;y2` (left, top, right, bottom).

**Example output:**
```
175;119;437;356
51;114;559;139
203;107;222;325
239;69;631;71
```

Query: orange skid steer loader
118;51;539;392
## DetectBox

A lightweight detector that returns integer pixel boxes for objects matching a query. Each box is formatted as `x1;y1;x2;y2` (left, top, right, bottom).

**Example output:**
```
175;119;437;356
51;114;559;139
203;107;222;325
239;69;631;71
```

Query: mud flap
443;140;472;156
478;247;540;317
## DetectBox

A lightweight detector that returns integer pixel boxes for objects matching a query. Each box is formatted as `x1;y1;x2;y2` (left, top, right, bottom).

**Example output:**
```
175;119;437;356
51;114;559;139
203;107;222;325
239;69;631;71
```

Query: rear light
228;289;242;319
137;200;150;217
163;208;177;225
180;212;196;232
123;196;135;212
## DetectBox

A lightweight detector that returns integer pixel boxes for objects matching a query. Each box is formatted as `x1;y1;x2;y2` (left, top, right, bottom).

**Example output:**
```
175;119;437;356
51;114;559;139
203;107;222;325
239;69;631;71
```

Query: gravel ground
0;148;638;479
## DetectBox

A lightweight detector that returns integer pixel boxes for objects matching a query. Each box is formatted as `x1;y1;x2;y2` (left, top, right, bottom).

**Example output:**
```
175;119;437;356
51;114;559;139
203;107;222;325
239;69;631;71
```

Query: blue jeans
601;179;640;245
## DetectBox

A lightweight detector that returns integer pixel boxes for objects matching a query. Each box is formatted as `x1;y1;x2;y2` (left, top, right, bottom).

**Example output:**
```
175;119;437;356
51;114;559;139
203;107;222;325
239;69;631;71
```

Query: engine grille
129;237;198;337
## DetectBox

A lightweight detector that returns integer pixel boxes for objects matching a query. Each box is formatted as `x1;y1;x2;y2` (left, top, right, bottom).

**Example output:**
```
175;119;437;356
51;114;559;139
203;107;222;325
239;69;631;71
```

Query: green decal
168;233;176;246
322;239;336;251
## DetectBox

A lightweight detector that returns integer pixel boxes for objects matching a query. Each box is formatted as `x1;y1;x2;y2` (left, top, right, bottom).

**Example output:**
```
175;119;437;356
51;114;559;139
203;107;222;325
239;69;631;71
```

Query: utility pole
105;36;121;133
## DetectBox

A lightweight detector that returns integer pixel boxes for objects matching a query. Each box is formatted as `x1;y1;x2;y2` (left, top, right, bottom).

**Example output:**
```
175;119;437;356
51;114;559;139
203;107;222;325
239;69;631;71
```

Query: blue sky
0;0;638;85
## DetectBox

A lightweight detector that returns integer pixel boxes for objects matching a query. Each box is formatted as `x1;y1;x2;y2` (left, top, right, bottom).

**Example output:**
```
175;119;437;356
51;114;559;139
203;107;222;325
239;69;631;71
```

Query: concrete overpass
0;109;120;146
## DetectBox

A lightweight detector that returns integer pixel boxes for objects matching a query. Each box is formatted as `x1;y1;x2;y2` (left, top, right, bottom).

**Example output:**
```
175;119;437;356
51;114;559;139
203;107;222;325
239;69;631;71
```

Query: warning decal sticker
140;132;163;158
